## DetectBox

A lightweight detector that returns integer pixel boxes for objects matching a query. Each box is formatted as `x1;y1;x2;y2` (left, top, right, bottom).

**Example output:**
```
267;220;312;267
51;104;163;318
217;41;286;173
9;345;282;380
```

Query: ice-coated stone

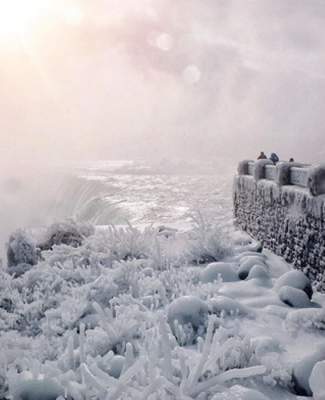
200;262;238;283
275;271;313;299
279;286;313;308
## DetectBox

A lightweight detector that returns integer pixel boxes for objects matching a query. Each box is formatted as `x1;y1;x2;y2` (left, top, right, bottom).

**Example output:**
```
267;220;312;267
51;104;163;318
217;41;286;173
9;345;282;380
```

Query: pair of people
257;151;279;164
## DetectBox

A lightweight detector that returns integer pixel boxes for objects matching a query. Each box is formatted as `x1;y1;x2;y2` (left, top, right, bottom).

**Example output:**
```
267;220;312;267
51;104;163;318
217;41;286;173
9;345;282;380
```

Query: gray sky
1;0;325;163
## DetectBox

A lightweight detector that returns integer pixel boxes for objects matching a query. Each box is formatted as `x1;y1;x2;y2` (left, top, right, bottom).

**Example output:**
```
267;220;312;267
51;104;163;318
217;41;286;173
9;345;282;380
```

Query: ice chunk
309;360;325;399
200;262;238;283
274;270;313;299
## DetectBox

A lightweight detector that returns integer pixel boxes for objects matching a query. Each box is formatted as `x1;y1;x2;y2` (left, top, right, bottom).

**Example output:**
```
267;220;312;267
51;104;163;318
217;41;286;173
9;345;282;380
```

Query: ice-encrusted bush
167;296;209;345
7;230;38;269
39;220;95;251
187;212;233;264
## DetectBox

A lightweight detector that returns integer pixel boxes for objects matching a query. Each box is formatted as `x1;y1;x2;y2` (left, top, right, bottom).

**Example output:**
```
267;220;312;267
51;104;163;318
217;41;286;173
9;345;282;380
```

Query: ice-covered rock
309;360;325;399
253;159;274;181
208;296;250;317
200;262;238;283
274;270;313;299
212;385;270;400
292;344;325;396
7;230;38;268
11;379;64;400
278;286;313;308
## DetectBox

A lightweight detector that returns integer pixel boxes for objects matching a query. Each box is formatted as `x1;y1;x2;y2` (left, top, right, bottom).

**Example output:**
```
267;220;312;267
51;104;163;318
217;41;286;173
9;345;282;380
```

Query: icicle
158;315;173;381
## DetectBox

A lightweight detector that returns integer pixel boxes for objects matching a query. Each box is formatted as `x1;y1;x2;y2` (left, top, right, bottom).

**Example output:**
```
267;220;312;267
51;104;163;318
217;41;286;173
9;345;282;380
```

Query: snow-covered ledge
234;160;325;291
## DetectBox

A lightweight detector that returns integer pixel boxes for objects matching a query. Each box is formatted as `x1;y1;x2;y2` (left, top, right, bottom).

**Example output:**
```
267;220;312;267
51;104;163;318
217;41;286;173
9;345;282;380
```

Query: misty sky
1;0;325;163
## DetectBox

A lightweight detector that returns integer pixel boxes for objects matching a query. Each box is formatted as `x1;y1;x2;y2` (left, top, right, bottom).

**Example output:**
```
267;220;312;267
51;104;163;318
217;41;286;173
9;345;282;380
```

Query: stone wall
234;161;325;291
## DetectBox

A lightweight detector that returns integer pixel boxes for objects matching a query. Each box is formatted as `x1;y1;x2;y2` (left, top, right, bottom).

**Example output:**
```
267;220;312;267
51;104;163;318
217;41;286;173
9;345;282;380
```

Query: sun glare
0;0;48;40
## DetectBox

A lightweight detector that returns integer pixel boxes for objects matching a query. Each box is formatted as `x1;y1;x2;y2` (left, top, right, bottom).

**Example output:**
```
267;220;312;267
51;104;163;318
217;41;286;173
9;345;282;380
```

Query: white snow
200;262;238;283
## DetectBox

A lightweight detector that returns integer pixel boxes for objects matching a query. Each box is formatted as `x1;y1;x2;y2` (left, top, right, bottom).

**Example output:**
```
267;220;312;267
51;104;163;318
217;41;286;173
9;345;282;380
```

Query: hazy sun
0;0;48;39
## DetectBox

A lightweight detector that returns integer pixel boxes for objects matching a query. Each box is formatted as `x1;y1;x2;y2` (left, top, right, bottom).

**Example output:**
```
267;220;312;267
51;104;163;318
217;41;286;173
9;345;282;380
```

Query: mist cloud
1;0;325;164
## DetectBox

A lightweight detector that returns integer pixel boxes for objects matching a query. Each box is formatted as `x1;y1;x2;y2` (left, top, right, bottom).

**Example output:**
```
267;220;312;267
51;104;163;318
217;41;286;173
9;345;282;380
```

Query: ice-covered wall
234;161;325;291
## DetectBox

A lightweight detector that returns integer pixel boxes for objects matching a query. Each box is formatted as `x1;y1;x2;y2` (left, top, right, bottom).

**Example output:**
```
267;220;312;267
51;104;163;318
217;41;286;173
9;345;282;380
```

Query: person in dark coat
257;151;267;160
270;152;279;164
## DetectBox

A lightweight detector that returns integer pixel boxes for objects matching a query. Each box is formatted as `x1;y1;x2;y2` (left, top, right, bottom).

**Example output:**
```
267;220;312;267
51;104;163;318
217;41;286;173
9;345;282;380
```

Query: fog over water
1;0;325;164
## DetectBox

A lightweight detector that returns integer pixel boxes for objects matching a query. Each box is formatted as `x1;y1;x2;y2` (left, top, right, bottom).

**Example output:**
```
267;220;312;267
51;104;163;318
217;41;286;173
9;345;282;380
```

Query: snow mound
274;270;313;299
11;379;64;400
310;360;325;400
200;262;238;283
212;385;270;400
208;296;250;317
292;344;325;396
278;286;312;308
275;161;304;186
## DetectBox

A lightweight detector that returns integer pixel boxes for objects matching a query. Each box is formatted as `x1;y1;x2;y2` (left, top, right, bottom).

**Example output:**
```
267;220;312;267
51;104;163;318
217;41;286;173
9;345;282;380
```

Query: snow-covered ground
0;160;325;399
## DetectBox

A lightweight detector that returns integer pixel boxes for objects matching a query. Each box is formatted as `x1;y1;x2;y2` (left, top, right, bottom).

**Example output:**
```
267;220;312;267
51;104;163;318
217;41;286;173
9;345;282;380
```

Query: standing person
270;152;279;164
257;151;267;160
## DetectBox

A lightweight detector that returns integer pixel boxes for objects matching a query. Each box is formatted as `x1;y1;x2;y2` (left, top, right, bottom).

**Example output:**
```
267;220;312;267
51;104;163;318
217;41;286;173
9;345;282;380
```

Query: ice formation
0;218;324;399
